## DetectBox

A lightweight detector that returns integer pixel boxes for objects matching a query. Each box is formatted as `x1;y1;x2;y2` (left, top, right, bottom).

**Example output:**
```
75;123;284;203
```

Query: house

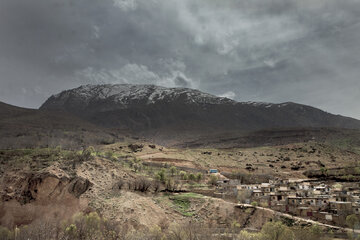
279;186;290;192
238;184;259;190
269;193;287;206
335;194;353;202
261;183;275;195
313;184;330;195
296;207;313;218
253;189;263;198
352;204;360;215
287;196;301;206
329;201;353;216
298;182;311;191
235;179;360;225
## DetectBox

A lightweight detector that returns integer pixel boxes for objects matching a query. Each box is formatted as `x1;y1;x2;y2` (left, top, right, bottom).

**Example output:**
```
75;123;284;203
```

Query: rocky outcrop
69;177;92;198
128;143;144;152
1;172;91;204
0;171;92;227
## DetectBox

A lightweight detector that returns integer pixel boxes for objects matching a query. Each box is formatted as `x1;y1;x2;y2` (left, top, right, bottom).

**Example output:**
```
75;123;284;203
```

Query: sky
0;0;359;119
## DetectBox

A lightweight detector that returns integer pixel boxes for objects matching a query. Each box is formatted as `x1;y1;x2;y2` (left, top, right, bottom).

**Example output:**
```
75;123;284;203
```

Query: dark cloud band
0;0;359;119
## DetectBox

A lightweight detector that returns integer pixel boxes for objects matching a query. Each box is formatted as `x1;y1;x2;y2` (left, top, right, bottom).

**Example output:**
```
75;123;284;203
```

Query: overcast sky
0;0;359;119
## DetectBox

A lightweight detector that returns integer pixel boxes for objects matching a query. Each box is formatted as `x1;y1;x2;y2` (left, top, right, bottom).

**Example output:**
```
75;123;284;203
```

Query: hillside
2;94;360;238
40;84;360;144
0;101;121;149
1;141;359;237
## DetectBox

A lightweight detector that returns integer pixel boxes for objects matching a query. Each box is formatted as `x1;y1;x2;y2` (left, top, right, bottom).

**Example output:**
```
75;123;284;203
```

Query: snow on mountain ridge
51;84;236;106
48;84;304;110
41;84;360;133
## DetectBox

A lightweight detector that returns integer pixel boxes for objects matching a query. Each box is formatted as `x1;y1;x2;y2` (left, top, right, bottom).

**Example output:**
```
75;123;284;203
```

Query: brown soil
144;158;201;169
0;166;90;227
1;138;359;231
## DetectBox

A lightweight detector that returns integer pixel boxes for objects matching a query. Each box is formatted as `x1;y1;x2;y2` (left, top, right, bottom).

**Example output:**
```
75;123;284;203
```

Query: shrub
169;166;177;176
0;226;12;240
69;147;95;169
179;171;188;180
0;216;333;240
77;147;95;162
156;168;167;183
320;167;328;176
292;225;324;240
238;230;263;240
261;221;295;240
208;175;218;186
153;180;161;193
113;179;125;190
188;173;196;181
65;224;78;239
195;173;203;182
130;177;152;192
346;214;359;232
133;162;143;172
165;179;179;192
105;151;115;159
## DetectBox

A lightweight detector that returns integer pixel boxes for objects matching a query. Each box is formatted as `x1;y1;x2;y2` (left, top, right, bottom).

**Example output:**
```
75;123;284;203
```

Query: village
215;173;360;227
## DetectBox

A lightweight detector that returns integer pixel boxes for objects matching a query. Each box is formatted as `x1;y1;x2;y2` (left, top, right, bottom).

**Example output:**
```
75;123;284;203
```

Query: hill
0;101;121;149
40;84;360;145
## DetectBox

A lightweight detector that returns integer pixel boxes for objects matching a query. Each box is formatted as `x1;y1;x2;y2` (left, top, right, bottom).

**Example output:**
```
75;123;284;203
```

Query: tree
130;177;152;192
261;221;295;240
208;175;218;186
196;173;203;182
153;180;161;193
238;230;263;240
188;173;196;181
320;167;328;176
82;146;95;161
165;178;179;192
346;214;359;233
156;168;167;183
292;225;323;240
179;171;188;180
170;166;177;176
0;226;12;240
237;189;253;203
105;151;118;162
133;162;143;172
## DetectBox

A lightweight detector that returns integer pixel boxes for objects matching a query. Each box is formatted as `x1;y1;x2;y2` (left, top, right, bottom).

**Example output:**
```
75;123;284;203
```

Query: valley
1;137;360;239
1;84;360;239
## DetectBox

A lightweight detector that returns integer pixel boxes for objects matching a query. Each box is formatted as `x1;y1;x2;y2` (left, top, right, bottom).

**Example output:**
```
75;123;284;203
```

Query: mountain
0;101;120;149
40;84;360;144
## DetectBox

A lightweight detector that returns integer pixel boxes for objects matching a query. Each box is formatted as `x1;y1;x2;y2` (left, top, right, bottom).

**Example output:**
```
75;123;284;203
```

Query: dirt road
237;204;360;234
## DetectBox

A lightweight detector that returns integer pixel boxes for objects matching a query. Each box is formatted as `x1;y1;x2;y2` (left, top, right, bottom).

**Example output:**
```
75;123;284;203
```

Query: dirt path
237;204;360;234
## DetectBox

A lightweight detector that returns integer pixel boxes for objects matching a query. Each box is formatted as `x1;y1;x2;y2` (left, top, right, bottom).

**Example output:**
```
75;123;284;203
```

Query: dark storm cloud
0;0;359;119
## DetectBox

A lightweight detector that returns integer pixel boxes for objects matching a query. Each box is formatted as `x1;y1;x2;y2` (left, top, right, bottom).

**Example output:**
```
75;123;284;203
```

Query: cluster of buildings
235;179;360;226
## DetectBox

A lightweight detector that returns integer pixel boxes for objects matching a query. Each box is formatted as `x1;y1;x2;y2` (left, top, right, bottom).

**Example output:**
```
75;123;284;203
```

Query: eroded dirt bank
0;167;91;227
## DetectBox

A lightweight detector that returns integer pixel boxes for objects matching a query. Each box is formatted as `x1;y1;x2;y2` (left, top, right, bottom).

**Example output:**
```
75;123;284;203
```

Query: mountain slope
0;101;120;149
40;84;360;143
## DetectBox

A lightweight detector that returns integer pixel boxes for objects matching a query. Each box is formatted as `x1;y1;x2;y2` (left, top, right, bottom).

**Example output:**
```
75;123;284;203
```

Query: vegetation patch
169;192;204;217
304;166;360;182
